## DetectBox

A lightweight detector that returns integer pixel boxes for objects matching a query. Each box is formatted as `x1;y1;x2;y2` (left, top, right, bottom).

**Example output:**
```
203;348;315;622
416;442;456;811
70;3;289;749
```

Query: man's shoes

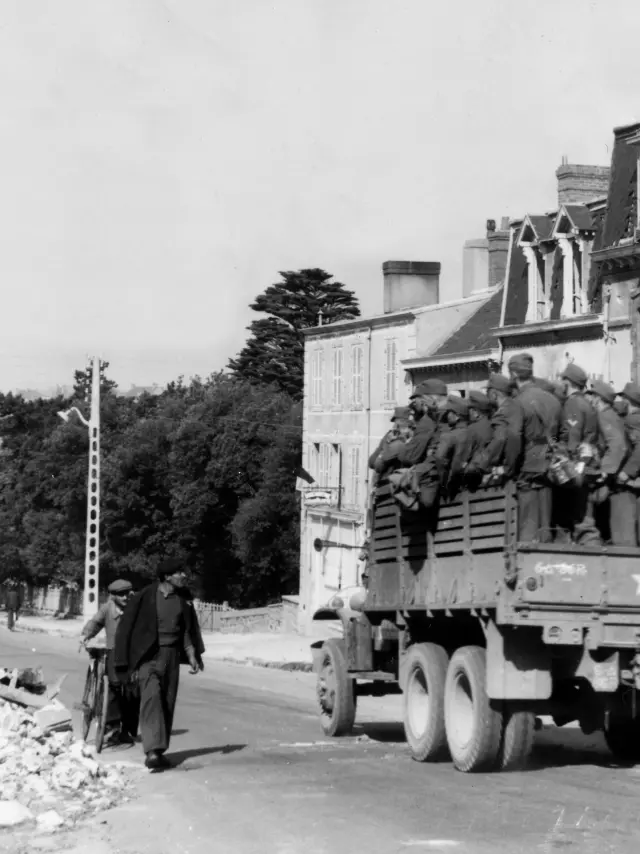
118;730;135;746
145;750;171;770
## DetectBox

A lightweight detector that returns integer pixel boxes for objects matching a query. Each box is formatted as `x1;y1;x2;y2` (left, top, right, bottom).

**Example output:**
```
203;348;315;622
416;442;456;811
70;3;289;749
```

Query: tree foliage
228;268;360;398
0;370;301;608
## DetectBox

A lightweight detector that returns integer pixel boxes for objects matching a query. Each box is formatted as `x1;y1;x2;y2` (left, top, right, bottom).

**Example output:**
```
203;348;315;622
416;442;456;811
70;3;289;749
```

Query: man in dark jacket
465;390;493;486
508;353;561;543
470;374;520;480
590;380;630;545
555;363;600;544
114;558;205;770
615;381;640;545
368;406;413;478
5;583;21;631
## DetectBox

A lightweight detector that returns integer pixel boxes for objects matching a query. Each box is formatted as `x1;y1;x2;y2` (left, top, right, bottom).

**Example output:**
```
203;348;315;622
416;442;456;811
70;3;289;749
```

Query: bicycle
80;643;109;753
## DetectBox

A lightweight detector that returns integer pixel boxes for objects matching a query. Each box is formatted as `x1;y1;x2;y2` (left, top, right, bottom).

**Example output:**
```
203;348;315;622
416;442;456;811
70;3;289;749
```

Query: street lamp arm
57;407;90;428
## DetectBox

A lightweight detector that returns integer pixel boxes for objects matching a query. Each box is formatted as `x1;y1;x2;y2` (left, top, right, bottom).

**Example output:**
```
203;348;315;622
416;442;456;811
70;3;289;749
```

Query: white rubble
0;694;128;828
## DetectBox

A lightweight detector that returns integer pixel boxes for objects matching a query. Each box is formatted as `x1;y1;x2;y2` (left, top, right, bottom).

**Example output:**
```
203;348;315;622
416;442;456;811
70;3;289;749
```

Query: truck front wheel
444;646;502;772
317;639;357;737
403;643;449;762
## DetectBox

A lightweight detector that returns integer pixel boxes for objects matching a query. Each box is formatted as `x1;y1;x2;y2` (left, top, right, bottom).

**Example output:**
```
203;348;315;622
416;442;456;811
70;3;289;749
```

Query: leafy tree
229;268;360;398
72;360;118;403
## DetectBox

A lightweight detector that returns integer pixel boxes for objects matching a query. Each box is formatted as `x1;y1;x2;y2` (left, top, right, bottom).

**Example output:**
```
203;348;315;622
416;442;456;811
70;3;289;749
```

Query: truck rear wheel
498;704;536;771
604;715;640;763
317;639;357;737
403;643;449;762
444;646;502;773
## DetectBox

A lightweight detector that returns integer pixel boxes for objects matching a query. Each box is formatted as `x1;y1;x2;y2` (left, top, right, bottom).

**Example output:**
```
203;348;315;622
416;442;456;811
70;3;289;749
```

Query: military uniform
465;391;493;482
555;364;600;544
433;396;471;499
473;374;521;478
509;355;561;543
368;406;412;476
592;380;631;545
617;382;640;545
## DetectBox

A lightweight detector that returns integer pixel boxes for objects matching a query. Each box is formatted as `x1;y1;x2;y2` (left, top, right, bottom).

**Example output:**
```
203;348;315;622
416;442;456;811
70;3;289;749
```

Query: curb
1;623;81;639
221;655;314;673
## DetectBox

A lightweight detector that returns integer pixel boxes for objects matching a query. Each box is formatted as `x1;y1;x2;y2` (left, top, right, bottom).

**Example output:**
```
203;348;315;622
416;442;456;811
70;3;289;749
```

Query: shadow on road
168;743;247;767
354;722;406;743
171;729;189;736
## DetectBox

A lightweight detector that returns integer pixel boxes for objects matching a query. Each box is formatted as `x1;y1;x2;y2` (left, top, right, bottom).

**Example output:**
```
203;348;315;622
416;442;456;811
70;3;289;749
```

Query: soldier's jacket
514;381;561;475
474;399;521;477
559;392;598;455
466;416;493;467
597;405;628;476
622;411;640;479
369;432;396;473
433;423;471;496
383;412;438;469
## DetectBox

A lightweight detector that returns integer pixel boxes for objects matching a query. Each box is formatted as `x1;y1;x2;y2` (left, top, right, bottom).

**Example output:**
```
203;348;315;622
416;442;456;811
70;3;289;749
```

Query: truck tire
604;716;640;763
403;643;449;762
444;646;502;773
317;639;357;737
498;704;536;771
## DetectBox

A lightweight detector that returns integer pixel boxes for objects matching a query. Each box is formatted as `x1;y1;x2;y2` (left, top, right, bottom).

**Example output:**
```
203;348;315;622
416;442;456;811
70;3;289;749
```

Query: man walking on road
114;558;205;770
5;582;21;631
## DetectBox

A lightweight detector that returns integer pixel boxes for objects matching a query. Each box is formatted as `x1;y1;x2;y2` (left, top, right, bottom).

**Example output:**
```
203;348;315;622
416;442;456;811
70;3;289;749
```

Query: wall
0;583;106;617
193;599;301;634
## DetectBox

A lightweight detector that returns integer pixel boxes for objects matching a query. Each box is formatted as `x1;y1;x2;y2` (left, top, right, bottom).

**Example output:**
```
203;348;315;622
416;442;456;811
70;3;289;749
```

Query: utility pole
84;356;101;618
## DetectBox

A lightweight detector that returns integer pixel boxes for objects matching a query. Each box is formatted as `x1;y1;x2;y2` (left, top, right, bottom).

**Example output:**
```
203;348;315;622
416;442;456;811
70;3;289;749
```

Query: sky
0;0;638;393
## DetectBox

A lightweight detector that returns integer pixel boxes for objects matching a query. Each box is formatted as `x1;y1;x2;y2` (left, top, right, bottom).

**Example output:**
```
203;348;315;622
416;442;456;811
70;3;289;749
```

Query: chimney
486;216;510;289
461;217;510;297
556;159;610;206
462;239;488;298
382;261;440;313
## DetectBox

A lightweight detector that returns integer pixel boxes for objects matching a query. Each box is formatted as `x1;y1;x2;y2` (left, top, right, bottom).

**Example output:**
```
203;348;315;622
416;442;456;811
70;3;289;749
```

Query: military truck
312;483;640;772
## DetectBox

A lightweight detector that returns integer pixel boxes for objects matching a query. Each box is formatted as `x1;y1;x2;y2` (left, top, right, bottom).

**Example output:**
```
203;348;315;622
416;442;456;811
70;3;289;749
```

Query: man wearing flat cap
114;558;205;769
433;395;471;499
555;363;600;543
82;579;139;746
615;381;640;544
508;353;561;543
589;379;631;545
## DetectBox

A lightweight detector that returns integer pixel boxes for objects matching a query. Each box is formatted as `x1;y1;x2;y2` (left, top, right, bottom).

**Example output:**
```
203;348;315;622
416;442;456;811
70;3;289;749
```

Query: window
384;339;398;402
311;349;324;407
351;344;364;406
348;446;361;507
312;442;341;490
332;347;344;406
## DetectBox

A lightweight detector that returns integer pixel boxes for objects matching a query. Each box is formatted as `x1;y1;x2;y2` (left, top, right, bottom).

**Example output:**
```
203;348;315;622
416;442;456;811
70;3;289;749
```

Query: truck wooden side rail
312;482;640;772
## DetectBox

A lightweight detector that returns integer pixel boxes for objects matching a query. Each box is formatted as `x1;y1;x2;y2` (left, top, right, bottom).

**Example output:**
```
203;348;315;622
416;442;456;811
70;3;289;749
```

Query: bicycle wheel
94;672;109;754
81;663;97;742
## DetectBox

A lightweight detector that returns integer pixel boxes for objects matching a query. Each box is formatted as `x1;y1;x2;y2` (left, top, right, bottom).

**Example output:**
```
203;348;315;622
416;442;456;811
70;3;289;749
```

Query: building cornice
402;349;498;370
303;310;415;338
495;315;602;339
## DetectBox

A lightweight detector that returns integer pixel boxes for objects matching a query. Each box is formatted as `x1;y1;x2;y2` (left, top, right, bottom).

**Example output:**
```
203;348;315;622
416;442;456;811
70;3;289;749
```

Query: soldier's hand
618;471;630;485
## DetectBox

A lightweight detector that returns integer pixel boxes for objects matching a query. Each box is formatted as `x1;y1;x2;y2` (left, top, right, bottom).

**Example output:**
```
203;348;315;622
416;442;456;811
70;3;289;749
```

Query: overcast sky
0;0;637;392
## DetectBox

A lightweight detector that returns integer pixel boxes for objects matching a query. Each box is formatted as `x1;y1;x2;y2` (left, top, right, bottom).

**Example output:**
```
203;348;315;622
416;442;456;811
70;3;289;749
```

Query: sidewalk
0;613;332;672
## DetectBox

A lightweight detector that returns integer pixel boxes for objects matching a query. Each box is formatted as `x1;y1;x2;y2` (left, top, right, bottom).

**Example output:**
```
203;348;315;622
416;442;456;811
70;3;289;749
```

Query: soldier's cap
589;379;616;405
390;406;411;422
508;352;534;379
561;363;588;388
444;395;469;417
409;378;448;399
468;390;492;412
486;373;512;394
108;579;132;595
620;381;640;407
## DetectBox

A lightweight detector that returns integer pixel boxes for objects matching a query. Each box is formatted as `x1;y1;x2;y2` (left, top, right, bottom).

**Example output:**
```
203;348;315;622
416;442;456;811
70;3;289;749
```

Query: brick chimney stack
556;157;610;206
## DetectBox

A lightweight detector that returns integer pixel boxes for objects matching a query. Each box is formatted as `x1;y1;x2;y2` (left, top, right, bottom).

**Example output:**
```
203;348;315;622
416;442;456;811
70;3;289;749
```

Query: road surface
2;628;640;854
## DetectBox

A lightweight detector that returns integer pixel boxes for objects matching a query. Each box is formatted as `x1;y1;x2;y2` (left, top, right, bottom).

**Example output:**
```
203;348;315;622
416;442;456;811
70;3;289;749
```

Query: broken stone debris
0;668;129;830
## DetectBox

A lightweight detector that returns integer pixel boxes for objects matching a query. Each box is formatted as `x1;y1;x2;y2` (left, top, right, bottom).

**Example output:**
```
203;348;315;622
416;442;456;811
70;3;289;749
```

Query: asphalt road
2;628;640;854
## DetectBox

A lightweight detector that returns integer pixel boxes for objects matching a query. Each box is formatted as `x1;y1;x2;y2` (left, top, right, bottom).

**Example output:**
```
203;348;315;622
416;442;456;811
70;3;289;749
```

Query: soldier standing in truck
508;353;561;543
590;379;631;545
433;395;471;500
615;381;640;545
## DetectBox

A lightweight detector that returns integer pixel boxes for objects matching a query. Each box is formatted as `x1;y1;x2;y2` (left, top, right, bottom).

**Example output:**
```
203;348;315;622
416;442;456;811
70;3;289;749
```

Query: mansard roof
429;286;503;358
554;204;596;235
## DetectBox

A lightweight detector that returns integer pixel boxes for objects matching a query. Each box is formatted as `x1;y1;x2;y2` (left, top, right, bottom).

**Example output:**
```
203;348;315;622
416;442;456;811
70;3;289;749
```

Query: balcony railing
301;485;343;509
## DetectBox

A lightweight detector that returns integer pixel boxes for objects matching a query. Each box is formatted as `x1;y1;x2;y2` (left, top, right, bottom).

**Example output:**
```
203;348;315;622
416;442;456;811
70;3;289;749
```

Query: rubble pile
0;667;129;830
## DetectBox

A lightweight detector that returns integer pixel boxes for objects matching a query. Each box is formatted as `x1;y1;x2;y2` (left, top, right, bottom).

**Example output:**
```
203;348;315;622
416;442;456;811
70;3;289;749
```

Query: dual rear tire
403;644;535;772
